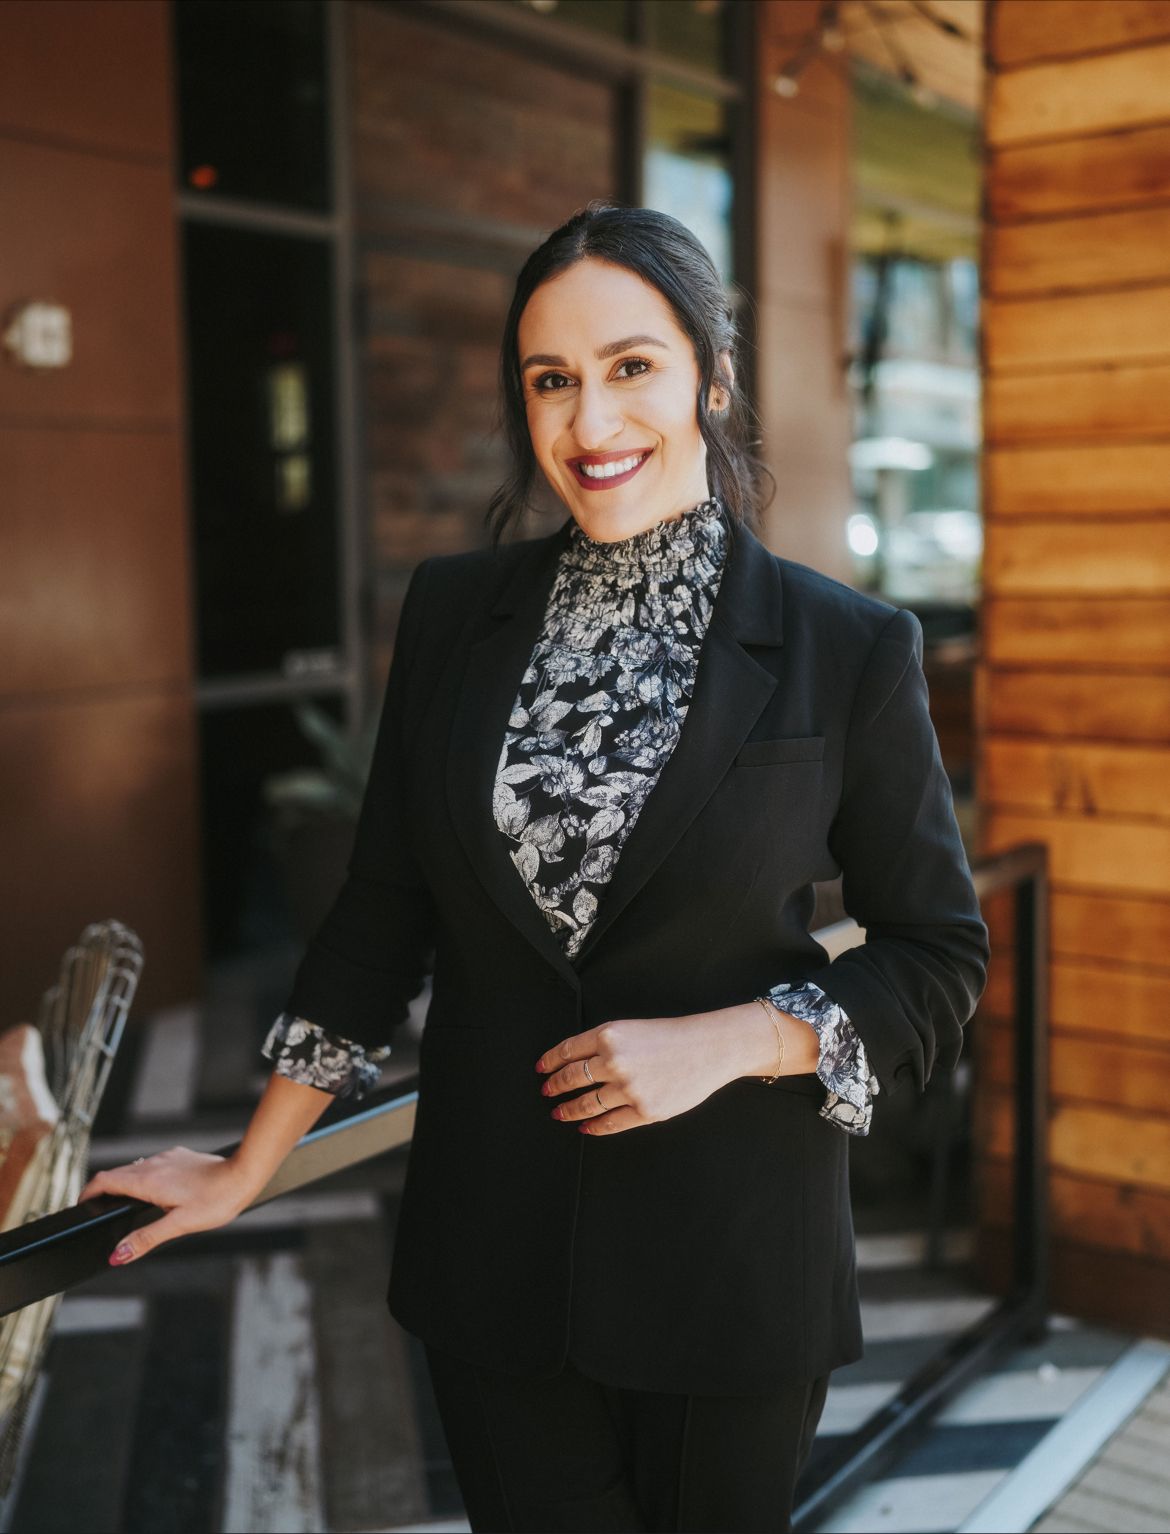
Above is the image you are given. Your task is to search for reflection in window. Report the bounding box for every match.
[507,0,628,39]
[848,251,982,605]
[175,0,331,212]
[198,695,345,957]
[645,82,733,285]
[645,0,729,72]
[847,65,981,609]
[267,362,313,513]
[183,222,341,679]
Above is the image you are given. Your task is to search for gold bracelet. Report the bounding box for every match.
[755,995,785,1084]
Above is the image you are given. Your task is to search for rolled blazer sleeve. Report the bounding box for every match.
[278,558,438,1053]
[802,607,989,1098]
[261,1011,392,1100]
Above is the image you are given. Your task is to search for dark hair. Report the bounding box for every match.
[485,201,774,549]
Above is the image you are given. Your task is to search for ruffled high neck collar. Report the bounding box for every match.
[562,496,726,580]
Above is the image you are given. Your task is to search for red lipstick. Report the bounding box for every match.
[566,448,653,492]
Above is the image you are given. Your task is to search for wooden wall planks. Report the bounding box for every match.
[980,1088,1170,1194]
[989,0,1170,68]
[983,810,1170,896]
[984,443,1170,516]
[987,39,1170,146]
[985,285,1170,372]
[986,362,1170,444]
[981,598,1170,666]
[987,206,1170,296]
[976,0,1170,1323]
[981,738,1170,816]
[979,1157,1170,1266]
[983,520,1170,594]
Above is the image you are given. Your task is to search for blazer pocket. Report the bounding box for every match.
[735,734,825,767]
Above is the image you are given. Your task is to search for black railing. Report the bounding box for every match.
[794,840,1049,1529]
[0,843,1048,1530]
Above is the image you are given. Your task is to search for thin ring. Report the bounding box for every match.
[583,1058,594,1084]
[595,1088,606,1113]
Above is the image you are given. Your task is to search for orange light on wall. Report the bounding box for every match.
[188,164,218,190]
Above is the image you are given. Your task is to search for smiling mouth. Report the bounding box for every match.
[568,450,653,489]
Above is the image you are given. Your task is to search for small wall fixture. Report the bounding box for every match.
[3,301,73,370]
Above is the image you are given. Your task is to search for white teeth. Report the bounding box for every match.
[579,453,646,480]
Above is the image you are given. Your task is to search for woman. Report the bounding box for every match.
[79,203,989,1532]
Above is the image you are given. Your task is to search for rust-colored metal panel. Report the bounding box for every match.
[0,0,172,159]
[0,0,201,1029]
[0,690,202,1024]
[0,136,181,424]
[0,428,192,696]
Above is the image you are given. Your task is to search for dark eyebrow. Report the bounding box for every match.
[520,334,670,371]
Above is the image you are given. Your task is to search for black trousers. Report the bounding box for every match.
[423,1342,830,1533]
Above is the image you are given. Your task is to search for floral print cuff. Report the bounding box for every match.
[261,1011,391,1101]
[764,981,880,1137]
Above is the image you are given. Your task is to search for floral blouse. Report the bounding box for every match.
[263,497,879,1135]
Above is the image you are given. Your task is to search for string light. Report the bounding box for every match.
[770,0,975,105]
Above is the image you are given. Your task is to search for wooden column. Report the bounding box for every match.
[979,0,1170,1335]
[755,0,854,579]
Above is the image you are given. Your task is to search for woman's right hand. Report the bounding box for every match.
[77,1147,259,1267]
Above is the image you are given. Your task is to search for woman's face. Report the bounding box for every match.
[517,257,728,542]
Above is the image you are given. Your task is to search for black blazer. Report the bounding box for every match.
[283,511,990,1394]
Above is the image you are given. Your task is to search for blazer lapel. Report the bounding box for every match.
[569,514,785,966]
[445,511,787,986]
[447,518,583,990]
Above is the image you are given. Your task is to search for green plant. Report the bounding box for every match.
[261,702,378,824]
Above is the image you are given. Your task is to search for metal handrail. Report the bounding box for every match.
[0,844,1048,1531]
[0,1085,418,1317]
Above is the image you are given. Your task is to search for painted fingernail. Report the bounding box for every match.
[551,1106,562,1120]
[535,1060,545,1072]
[110,1243,132,1265]
[578,1124,592,1134]
[540,1082,549,1095]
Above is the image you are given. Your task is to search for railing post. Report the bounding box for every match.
[1013,851,1050,1336]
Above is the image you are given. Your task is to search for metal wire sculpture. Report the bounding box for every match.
[0,919,143,1501]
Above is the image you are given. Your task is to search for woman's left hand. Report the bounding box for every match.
[536,1011,757,1136]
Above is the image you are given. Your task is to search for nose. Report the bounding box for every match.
[570,378,624,452]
